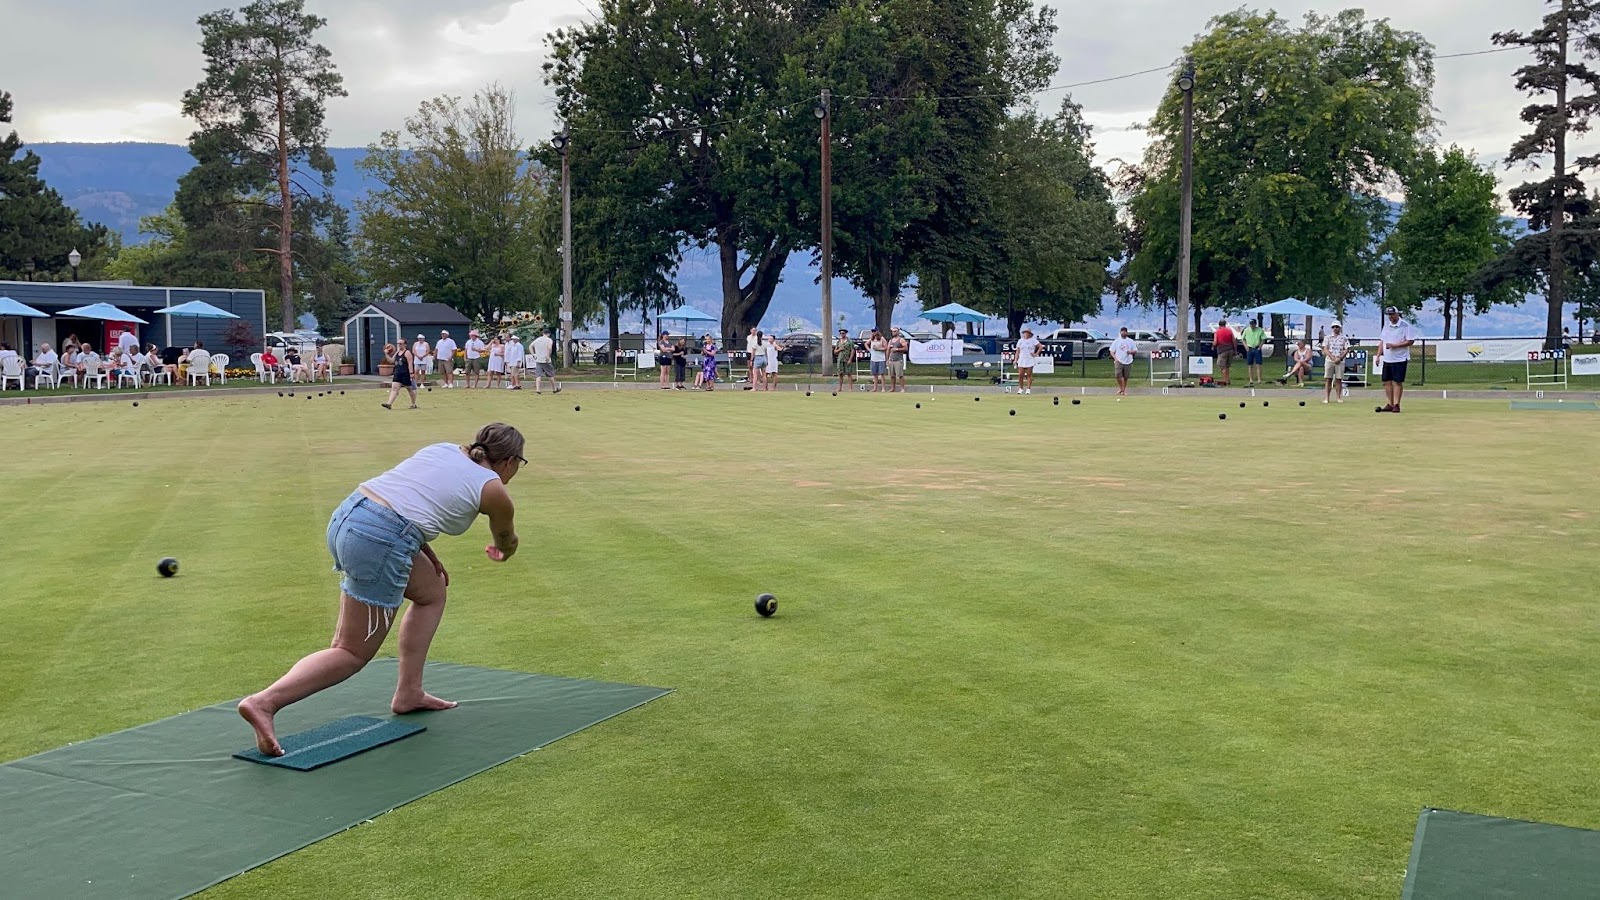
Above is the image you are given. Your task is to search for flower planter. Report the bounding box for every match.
[339,363,356,376]
[377,364,394,378]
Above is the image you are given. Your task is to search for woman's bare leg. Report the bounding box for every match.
[238,593,393,755]
[392,550,456,713]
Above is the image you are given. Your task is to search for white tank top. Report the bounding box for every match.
[361,443,499,541]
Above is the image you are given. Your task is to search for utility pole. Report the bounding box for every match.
[1176,59,1196,381]
[553,131,574,368]
[816,90,834,376]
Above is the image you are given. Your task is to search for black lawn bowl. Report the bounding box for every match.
[1072,399,1080,405]
[755,593,778,617]
[1009,409,1016,416]
[1219,413,1227,420]
[157,557,179,578]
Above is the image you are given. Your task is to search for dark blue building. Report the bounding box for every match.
[0,281,267,358]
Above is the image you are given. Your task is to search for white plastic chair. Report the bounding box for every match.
[54,364,80,389]
[187,351,212,386]
[211,354,229,384]
[253,353,275,384]
[31,364,57,388]
[0,356,23,390]
[116,366,140,388]
[145,364,172,386]
[82,359,108,389]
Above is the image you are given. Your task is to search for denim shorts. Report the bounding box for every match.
[1245,347,1263,366]
[327,491,424,609]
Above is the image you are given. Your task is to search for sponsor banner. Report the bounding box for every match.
[1436,339,1543,363]
[1000,340,1074,361]
[1572,353,1600,376]
[1188,357,1213,375]
[909,339,961,365]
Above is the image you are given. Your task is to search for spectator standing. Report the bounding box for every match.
[531,328,560,394]
[1213,319,1236,385]
[657,332,674,389]
[464,330,487,388]
[702,338,720,390]
[1014,328,1041,394]
[486,336,506,389]
[834,328,856,392]
[435,331,459,388]
[671,336,689,389]
[887,327,910,392]
[504,335,526,390]
[868,329,889,392]
[1109,327,1137,396]
[117,329,139,357]
[763,334,780,391]
[1241,319,1267,385]
[745,327,764,390]
[1320,321,1349,404]
[412,335,432,387]
[1377,306,1415,413]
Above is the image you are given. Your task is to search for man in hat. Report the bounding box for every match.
[833,328,856,393]
[435,330,458,388]
[1320,321,1349,404]
[464,329,487,388]
[411,334,432,387]
[504,333,526,390]
[1377,306,1415,413]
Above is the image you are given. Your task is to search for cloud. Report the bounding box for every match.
[34,102,189,144]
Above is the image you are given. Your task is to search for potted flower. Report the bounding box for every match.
[377,345,395,379]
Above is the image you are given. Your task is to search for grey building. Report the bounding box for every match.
[0,281,267,358]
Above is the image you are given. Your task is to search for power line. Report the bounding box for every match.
[1435,46,1521,60]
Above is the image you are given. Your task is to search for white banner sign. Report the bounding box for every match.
[1030,356,1055,374]
[909,339,961,365]
[1188,357,1213,375]
[1572,354,1600,376]
[1436,339,1544,363]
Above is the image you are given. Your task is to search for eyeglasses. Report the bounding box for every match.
[515,455,528,468]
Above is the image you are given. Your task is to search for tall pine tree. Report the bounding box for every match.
[180,0,346,330]
[1494,0,1600,347]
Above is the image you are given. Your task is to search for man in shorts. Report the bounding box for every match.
[1241,318,1266,385]
[834,328,856,392]
[435,330,458,388]
[411,334,432,387]
[531,328,560,394]
[1213,318,1236,386]
[1109,326,1137,395]
[1377,305,1414,413]
[1320,321,1349,404]
[887,326,910,392]
[464,330,487,388]
[867,329,888,392]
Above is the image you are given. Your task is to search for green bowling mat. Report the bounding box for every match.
[0,660,670,899]
[1403,808,1600,899]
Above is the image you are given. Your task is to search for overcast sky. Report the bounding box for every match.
[0,0,1548,194]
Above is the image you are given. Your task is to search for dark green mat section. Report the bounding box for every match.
[1403,808,1600,899]
[0,660,670,899]
[233,715,425,771]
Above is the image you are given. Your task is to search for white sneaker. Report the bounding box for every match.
[1322,399,1329,404]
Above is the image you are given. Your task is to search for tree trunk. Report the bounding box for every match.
[872,255,901,336]
[1455,297,1465,340]
[1441,293,1452,340]
[717,235,788,348]
[1269,313,1286,361]
[1549,2,1571,350]
[1007,309,1026,340]
[606,292,619,356]
[275,74,295,332]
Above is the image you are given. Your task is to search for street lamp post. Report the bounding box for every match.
[816,90,833,377]
[1176,59,1196,382]
[551,132,574,369]
[69,248,81,282]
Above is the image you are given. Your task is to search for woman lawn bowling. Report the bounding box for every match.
[238,423,525,757]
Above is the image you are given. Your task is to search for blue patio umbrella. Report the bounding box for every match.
[56,303,149,324]
[1243,298,1336,318]
[0,296,48,318]
[657,303,719,341]
[155,300,242,344]
[920,302,988,323]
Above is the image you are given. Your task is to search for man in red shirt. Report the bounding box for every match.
[1213,319,1236,385]
[261,347,280,379]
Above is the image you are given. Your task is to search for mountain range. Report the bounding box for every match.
[30,141,1560,338]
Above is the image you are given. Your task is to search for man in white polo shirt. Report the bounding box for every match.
[1377,305,1415,413]
[1109,326,1137,396]
[434,330,458,388]
[464,330,487,388]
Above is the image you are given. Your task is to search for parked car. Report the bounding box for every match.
[777,332,825,364]
[1040,327,1113,358]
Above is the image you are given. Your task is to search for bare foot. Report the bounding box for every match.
[392,691,458,714]
[238,695,283,756]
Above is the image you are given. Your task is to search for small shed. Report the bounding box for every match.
[343,302,473,375]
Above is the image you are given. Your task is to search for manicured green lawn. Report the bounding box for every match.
[2,390,1596,899]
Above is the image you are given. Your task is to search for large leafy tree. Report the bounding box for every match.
[544,0,823,346]
[961,99,1118,337]
[1389,146,1518,337]
[1492,0,1600,347]
[180,0,346,330]
[1123,10,1434,341]
[358,86,556,325]
[0,90,114,280]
